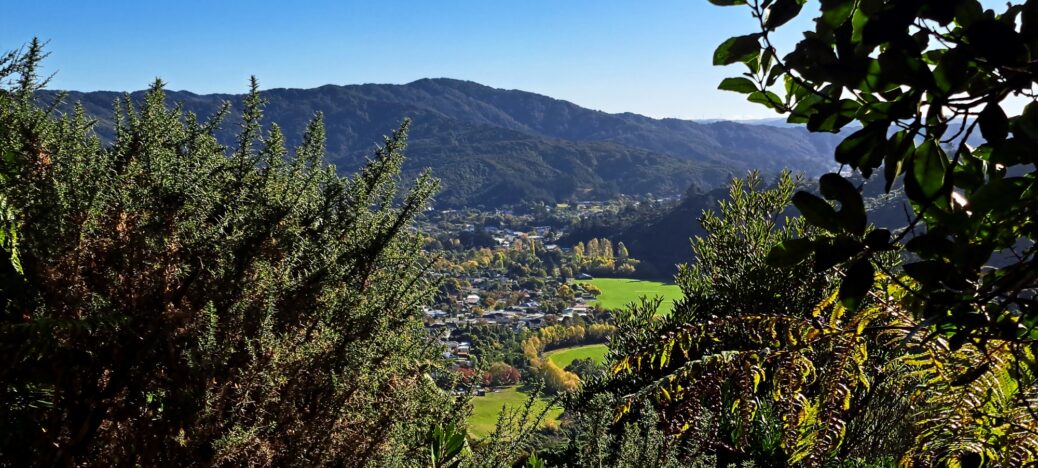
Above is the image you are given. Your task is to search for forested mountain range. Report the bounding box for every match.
[45,78,842,207]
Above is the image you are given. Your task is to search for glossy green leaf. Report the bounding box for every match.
[908,139,948,202]
[813,235,864,272]
[884,130,915,192]
[839,259,874,310]
[818,0,855,29]
[835,123,887,171]
[792,191,841,233]
[903,260,946,287]
[864,229,892,250]
[713,34,762,66]
[748,90,784,110]
[765,0,807,30]
[932,49,969,95]
[718,77,759,94]
[819,173,867,236]
[978,102,1009,145]
[954,0,984,27]
[807,99,860,133]
[766,237,815,267]
[969,177,1030,215]
[905,232,954,259]
[966,19,1029,66]
[1010,102,1038,146]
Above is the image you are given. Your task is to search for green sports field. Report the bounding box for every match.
[468,387,563,438]
[580,278,682,314]
[545,344,609,368]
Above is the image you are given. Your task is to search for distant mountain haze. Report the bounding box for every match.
[43,79,842,207]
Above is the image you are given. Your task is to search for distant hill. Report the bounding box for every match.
[564,175,916,279]
[695,117,797,127]
[44,79,842,207]
[561,186,723,278]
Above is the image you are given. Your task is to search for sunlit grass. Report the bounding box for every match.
[580,278,682,314]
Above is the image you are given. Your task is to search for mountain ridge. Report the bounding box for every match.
[42,78,842,207]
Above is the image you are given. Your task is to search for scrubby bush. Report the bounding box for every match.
[0,42,455,465]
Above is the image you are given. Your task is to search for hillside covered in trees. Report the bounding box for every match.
[41,79,842,207]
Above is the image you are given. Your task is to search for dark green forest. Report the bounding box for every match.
[3,0,1038,465]
[40,80,842,208]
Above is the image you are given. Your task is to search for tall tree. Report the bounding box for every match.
[616,242,630,262]
[587,239,600,260]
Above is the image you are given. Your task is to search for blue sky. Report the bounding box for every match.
[2,0,802,120]
[1,1,1008,120]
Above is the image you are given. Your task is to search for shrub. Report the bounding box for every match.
[0,43,453,465]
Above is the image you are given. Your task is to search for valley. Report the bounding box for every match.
[8,0,1037,464]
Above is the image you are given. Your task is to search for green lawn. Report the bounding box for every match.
[580,278,682,314]
[545,344,609,368]
[468,386,563,438]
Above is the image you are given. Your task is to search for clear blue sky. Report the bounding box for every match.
[0,1,1011,120]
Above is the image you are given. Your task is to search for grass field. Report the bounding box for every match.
[468,387,563,438]
[580,278,682,314]
[545,344,609,368]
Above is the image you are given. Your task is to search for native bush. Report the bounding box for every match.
[0,41,455,466]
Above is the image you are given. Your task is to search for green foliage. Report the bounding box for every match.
[564,357,605,380]
[0,43,455,465]
[523,452,546,468]
[900,337,1038,464]
[41,79,845,209]
[523,324,615,394]
[590,172,1038,465]
[673,171,829,327]
[713,0,1038,341]
[462,324,528,370]
[429,422,470,468]
[573,174,935,465]
[563,394,688,467]
[604,174,843,463]
[569,237,640,276]
[0,41,38,311]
